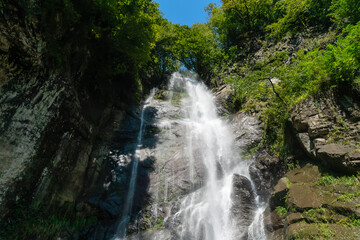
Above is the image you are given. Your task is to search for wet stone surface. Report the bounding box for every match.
[80,77,273,240]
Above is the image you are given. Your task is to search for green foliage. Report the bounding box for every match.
[207,0,274,48]
[334,192,360,202]
[316,174,359,187]
[219,20,360,155]
[266,0,332,38]
[170,23,222,85]
[339,215,360,226]
[303,208,329,223]
[292,223,335,240]
[281,22,360,101]
[275,206,288,217]
[0,204,97,240]
[329,0,360,27]
[15,0,177,103]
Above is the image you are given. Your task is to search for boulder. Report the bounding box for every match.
[287,184,323,210]
[285,164,321,183]
[231,174,257,234]
[317,144,357,173]
[270,177,290,209]
[286,213,305,225]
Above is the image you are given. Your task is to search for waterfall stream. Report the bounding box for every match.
[111,72,266,240]
[113,90,156,239]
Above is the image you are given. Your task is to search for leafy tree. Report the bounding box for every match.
[207,0,274,48]
[266,0,332,38]
[329,0,360,27]
[141,18,181,88]
[172,23,222,85]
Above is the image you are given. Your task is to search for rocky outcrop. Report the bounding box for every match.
[214,85,238,115]
[229,111,283,202]
[290,91,360,174]
[268,163,360,240]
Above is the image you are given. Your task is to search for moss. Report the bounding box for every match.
[303,208,330,223]
[315,174,360,187]
[333,192,360,202]
[338,215,360,227]
[292,223,335,240]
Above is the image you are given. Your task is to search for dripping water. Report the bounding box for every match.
[113,89,156,240]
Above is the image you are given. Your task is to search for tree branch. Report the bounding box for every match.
[259,77,287,106]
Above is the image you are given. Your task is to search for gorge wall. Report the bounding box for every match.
[1,1,360,240]
[0,1,126,228]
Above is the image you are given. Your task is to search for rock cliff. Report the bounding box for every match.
[267,89,360,239]
[0,2,117,227]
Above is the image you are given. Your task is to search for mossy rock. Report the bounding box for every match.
[287,222,360,240]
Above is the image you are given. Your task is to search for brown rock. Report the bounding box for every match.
[287,184,323,210]
[286,213,304,225]
[271,228,284,240]
[313,138,326,150]
[286,163,321,183]
[328,200,360,218]
[308,122,332,138]
[286,222,360,240]
[270,211,284,230]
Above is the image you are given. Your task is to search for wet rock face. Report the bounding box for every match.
[249,148,283,202]
[231,174,257,236]
[230,112,263,151]
[81,86,278,240]
[229,111,283,202]
[0,2,113,224]
[290,91,360,174]
[81,90,203,238]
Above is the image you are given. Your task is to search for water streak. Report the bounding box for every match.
[113,89,156,239]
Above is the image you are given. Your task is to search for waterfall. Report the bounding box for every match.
[113,89,156,240]
[111,72,266,240]
[168,72,266,240]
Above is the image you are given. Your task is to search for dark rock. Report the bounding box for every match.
[214,84,237,114]
[270,177,290,210]
[265,211,284,231]
[317,144,356,173]
[231,174,257,234]
[250,148,283,202]
[290,92,360,174]
[296,133,315,158]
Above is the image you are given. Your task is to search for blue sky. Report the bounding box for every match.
[154,0,222,26]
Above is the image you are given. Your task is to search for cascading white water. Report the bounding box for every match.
[113,89,156,240]
[112,72,267,240]
[168,72,266,240]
